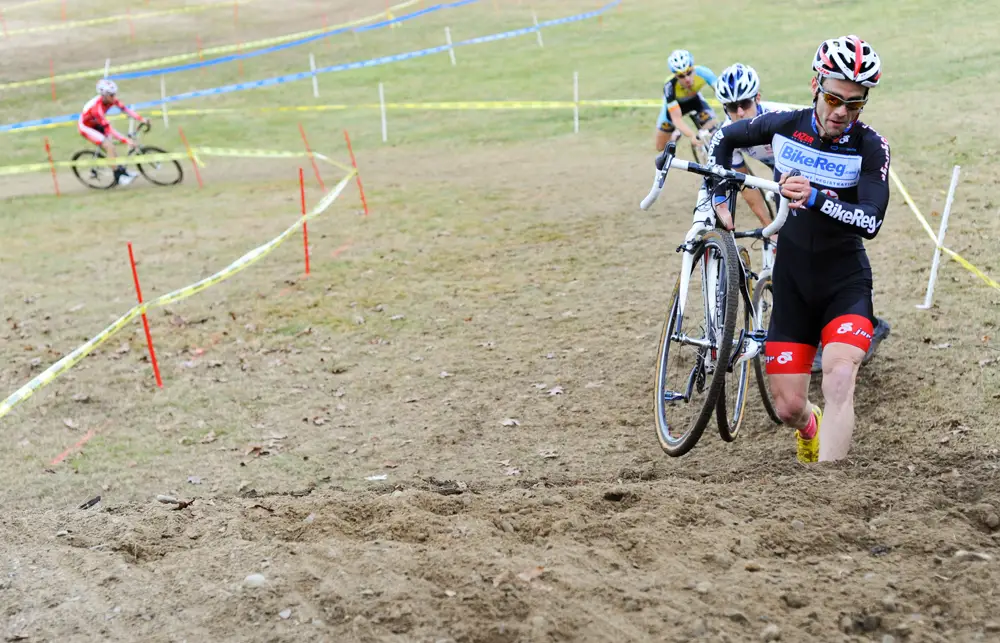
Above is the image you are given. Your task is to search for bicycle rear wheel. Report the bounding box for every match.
[752,276,782,425]
[716,245,753,441]
[654,229,740,456]
[133,145,183,186]
[71,150,117,189]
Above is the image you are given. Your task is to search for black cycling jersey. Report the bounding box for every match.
[705,108,890,253]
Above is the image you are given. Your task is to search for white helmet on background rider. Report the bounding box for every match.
[715,63,761,104]
[667,49,694,73]
[96,78,118,97]
[812,35,881,88]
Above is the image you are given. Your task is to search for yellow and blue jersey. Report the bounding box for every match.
[663,65,718,111]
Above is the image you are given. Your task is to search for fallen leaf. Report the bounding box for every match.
[200,431,217,444]
[501,418,520,427]
[547,386,563,396]
[517,566,545,583]
[63,418,79,430]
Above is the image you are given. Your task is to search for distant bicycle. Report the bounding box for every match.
[71,120,183,190]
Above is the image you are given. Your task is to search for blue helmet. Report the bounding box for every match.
[715,63,761,103]
[667,49,694,73]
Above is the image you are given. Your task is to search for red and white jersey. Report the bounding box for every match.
[78,95,141,143]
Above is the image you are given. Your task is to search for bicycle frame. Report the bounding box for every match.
[640,145,791,369]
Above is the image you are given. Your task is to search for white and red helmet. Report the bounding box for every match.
[812,35,881,88]
[96,78,118,97]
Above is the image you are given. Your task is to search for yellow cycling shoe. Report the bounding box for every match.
[795,405,822,463]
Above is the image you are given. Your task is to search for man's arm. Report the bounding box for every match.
[804,132,890,240]
[115,99,145,123]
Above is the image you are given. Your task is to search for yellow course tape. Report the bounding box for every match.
[888,167,1000,292]
[0,0,420,90]
[0,146,361,176]
[0,169,356,420]
[0,151,205,177]
[3,1,254,37]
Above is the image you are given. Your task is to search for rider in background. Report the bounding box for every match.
[713,63,892,369]
[78,79,150,186]
[712,63,777,231]
[705,35,891,463]
[655,50,719,153]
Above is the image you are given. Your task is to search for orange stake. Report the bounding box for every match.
[343,129,369,216]
[127,243,164,389]
[300,167,311,275]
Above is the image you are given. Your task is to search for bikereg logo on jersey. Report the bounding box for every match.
[772,134,862,189]
[819,200,882,235]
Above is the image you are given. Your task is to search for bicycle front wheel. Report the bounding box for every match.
[751,276,782,425]
[133,145,183,186]
[716,245,753,442]
[71,150,117,190]
[654,229,740,456]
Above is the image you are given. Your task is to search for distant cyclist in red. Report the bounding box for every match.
[78,79,149,186]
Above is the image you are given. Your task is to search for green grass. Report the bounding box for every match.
[2,0,996,178]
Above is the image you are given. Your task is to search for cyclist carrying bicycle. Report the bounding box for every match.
[705,35,890,463]
[78,79,150,186]
[655,49,720,152]
[714,62,892,369]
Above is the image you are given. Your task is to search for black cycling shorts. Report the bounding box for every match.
[764,240,875,374]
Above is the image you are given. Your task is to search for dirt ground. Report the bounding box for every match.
[3,3,1000,643]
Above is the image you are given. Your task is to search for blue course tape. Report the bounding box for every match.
[108,0,480,81]
[0,0,620,133]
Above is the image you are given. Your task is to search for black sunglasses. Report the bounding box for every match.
[724,98,756,113]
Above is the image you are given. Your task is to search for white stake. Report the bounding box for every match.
[104,58,110,78]
[379,81,387,143]
[160,75,169,127]
[445,27,456,66]
[310,53,319,98]
[533,12,543,48]
[917,165,961,310]
[573,71,579,134]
